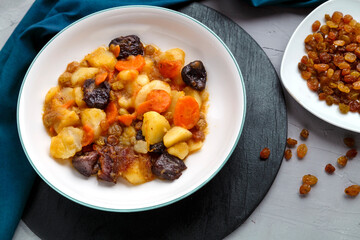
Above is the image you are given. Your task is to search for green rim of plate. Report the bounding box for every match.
[17,5,247,212]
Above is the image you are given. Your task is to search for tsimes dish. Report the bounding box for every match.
[43,34,209,185]
[17,6,245,211]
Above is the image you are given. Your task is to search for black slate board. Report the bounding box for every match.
[22,3,287,239]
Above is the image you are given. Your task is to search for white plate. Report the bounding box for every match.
[17,6,246,212]
[281,0,360,132]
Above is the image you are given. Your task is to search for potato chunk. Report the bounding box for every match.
[142,111,170,146]
[122,157,154,185]
[74,87,86,108]
[71,67,99,86]
[80,108,106,139]
[167,90,185,114]
[134,80,171,108]
[160,48,185,65]
[163,126,192,148]
[53,109,80,134]
[167,142,189,160]
[50,127,83,159]
[187,139,204,153]
[183,87,202,108]
[85,46,117,70]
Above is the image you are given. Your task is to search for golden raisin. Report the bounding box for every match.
[302,174,318,186]
[287,138,298,147]
[345,185,360,197]
[284,149,292,160]
[300,129,309,139]
[299,183,311,195]
[346,149,358,159]
[297,144,308,159]
[312,20,321,32]
[260,147,270,160]
[337,155,348,167]
[325,163,336,174]
[344,137,355,147]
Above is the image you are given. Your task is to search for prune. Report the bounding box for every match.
[83,79,110,109]
[72,151,100,177]
[136,129,145,141]
[152,152,187,180]
[149,142,166,153]
[181,60,207,91]
[109,35,144,59]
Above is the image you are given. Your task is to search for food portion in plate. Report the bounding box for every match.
[298,11,360,114]
[42,35,209,185]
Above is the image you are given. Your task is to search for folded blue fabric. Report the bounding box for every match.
[247,0,327,7]
[0,1,190,239]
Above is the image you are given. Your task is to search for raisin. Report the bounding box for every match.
[260,147,270,160]
[300,129,309,139]
[109,35,144,59]
[297,144,308,159]
[346,149,357,159]
[344,137,355,147]
[312,20,321,32]
[325,163,336,174]
[299,183,311,195]
[284,149,292,160]
[337,155,348,167]
[345,185,360,197]
[287,138,298,147]
[302,174,318,186]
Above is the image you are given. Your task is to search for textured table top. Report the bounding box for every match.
[4,0,360,239]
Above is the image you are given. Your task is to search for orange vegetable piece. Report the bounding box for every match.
[118,113,137,126]
[115,55,145,72]
[158,60,182,78]
[62,100,75,109]
[105,101,118,125]
[136,89,171,115]
[95,71,108,85]
[173,96,200,129]
[82,124,94,146]
[113,45,120,58]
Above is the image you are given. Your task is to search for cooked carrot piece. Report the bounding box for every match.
[105,101,118,125]
[118,113,137,126]
[82,124,94,146]
[95,71,108,85]
[158,60,182,78]
[115,55,145,72]
[136,89,171,115]
[62,99,75,109]
[173,96,200,129]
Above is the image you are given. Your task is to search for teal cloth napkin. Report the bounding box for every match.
[0,1,190,239]
[247,0,327,7]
